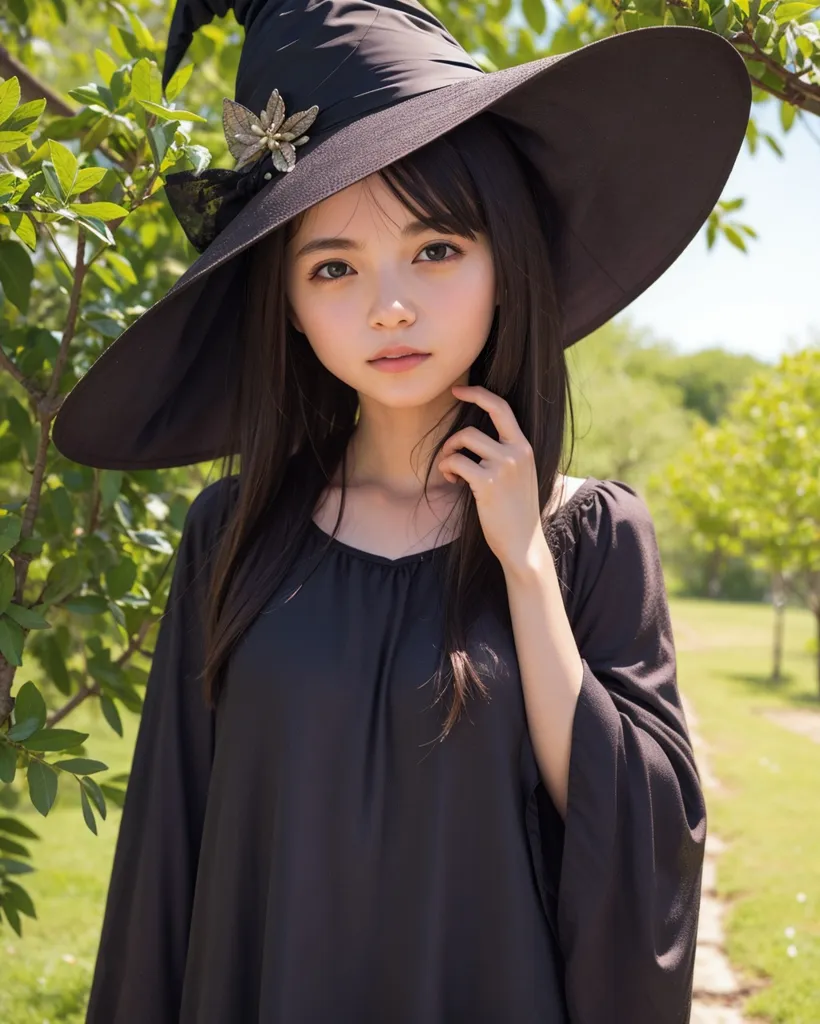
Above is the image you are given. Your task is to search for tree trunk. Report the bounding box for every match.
[706,548,722,599]
[771,568,786,683]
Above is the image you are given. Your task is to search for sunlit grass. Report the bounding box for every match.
[673,596,820,1022]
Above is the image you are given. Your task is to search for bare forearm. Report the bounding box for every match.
[502,540,584,820]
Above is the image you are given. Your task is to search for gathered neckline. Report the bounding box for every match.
[308,476,600,568]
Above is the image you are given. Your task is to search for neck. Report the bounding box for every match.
[346,387,463,498]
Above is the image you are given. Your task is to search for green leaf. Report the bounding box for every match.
[35,635,70,694]
[71,166,107,196]
[80,784,98,834]
[128,10,157,52]
[779,101,797,131]
[103,252,137,287]
[94,49,119,87]
[52,757,108,775]
[48,140,78,199]
[41,555,84,606]
[50,485,74,535]
[2,901,22,936]
[147,120,178,166]
[3,880,37,919]
[0,857,34,875]
[0,130,30,154]
[81,775,108,820]
[110,68,132,109]
[8,212,37,251]
[1,909,22,937]
[39,160,64,201]
[0,513,22,555]
[0,239,34,313]
[62,593,109,616]
[72,214,116,247]
[165,62,193,102]
[27,760,58,816]
[24,728,89,753]
[100,694,123,737]
[0,743,17,784]
[131,58,163,105]
[13,681,47,733]
[724,225,747,251]
[6,717,40,743]
[0,816,39,839]
[0,617,24,667]
[0,553,14,613]
[0,835,30,857]
[137,98,207,123]
[129,528,175,554]
[774,1,816,20]
[68,201,128,220]
[4,603,50,630]
[67,82,114,111]
[182,144,211,174]
[522,0,547,33]
[105,556,136,599]
[2,98,46,133]
[80,114,113,154]
[0,77,21,129]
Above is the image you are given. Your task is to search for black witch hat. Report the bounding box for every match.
[52,1,751,470]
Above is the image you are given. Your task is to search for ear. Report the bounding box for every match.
[287,305,304,334]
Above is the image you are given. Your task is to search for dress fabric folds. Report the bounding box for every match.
[84,475,706,1024]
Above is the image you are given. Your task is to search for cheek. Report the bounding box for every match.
[432,257,496,345]
[289,283,361,376]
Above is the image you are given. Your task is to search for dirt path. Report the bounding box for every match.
[682,693,755,1024]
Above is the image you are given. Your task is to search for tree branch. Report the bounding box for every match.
[0,346,45,401]
[0,227,89,728]
[0,44,75,118]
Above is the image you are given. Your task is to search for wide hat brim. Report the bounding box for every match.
[52,25,750,471]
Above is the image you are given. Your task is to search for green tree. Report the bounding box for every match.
[657,345,820,687]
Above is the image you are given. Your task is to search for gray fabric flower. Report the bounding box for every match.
[222,88,319,173]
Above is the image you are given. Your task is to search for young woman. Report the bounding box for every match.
[52,2,752,1022]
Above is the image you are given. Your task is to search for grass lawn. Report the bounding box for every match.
[0,699,136,1024]
[673,598,820,1023]
[1,597,818,1022]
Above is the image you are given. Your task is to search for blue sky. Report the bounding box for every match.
[617,95,819,366]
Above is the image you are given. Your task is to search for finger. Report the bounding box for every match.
[440,425,504,462]
[451,385,526,444]
[439,452,487,489]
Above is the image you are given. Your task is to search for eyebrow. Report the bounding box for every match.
[292,219,444,259]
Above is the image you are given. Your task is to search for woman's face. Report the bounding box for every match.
[285,173,497,408]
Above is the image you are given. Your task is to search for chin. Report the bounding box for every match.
[357,375,463,408]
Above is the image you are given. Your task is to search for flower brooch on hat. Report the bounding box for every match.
[223,87,320,175]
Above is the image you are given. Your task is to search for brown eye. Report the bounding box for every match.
[314,261,351,280]
[416,242,463,263]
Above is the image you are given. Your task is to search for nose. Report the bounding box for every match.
[368,278,417,330]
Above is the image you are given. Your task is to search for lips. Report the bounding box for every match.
[368,345,429,361]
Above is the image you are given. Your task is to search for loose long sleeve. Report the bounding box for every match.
[85,480,228,1022]
[529,480,706,1024]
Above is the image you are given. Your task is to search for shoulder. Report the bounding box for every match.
[181,475,240,551]
[551,478,662,594]
[574,479,658,547]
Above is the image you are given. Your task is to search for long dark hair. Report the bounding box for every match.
[202,111,577,742]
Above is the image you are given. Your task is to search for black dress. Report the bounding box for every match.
[84,475,706,1023]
